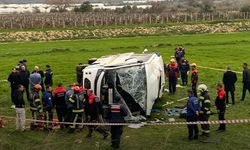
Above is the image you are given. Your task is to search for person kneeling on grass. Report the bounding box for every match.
[13,84,26,131]
[186,90,200,140]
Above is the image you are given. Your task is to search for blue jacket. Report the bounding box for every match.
[187,96,200,117]
[42,91,53,109]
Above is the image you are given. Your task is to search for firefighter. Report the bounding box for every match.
[68,86,85,133]
[64,83,76,128]
[179,58,190,86]
[191,63,198,97]
[108,96,127,149]
[166,59,179,95]
[198,84,211,137]
[215,83,226,131]
[53,83,67,129]
[29,84,43,130]
[42,85,53,131]
[186,90,200,140]
[85,89,109,139]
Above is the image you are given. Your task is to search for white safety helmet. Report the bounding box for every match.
[198,84,208,93]
[143,49,148,54]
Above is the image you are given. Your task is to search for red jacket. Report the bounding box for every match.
[88,93,96,105]
[167,63,179,78]
[217,88,225,100]
[215,88,226,110]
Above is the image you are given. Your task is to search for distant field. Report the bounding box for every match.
[0,32,250,149]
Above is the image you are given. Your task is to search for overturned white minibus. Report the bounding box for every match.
[82,52,165,116]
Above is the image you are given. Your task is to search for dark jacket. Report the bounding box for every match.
[215,88,226,110]
[187,96,200,117]
[68,92,85,113]
[243,68,250,83]
[179,59,190,73]
[108,103,127,123]
[44,69,53,86]
[13,90,25,108]
[53,87,67,108]
[199,92,211,115]
[30,91,42,112]
[19,70,30,86]
[8,72,21,89]
[42,91,53,110]
[167,63,179,78]
[191,69,198,85]
[223,71,237,91]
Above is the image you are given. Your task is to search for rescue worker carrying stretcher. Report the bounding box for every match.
[68,86,85,133]
[29,84,43,130]
[198,84,211,137]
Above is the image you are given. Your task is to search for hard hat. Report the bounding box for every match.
[170,59,176,63]
[34,66,39,71]
[143,49,148,53]
[34,84,42,91]
[72,86,80,92]
[191,63,197,67]
[198,84,208,93]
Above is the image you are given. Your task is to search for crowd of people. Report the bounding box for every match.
[164,46,250,140]
[5,48,250,147]
[7,60,127,149]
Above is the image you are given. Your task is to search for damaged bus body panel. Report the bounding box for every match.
[82,52,165,116]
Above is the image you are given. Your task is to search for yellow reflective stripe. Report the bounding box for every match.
[204,108,209,111]
[69,98,75,103]
[199,111,204,114]
[70,114,78,128]
[207,111,211,114]
[30,107,38,110]
[204,100,211,103]
[72,109,84,113]
[204,130,210,133]
[35,99,40,102]
[199,96,205,100]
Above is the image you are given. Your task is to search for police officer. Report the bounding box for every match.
[68,86,85,133]
[166,59,179,94]
[29,84,43,130]
[215,83,226,131]
[241,63,250,101]
[42,85,53,131]
[191,63,198,97]
[179,58,190,86]
[198,84,211,137]
[186,90,200,140]
[85,89,108,139]
[53,83,67,129]
[108,96,127,149]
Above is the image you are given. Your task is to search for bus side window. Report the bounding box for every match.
[84,78,91,89]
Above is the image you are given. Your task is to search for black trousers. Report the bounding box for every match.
[56,107,67,128]
[225,89,235,104]
[10,88,15,104]
[192,83,197,97]
[218,109,226,130]
[181,72,188,86]
[169,77,177,94]
[111,126,123,148]
[241,83,250,100]
[199,114,210,134]
[186,116,198,139]
[44,108,53,129]
[24,84,30,101]
[70,112,84,130]
[65,107,73,128]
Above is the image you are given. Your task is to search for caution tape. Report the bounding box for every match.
[1,115,250,126]
[198,66,242,74]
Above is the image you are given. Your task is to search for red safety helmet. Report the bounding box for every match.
[72,86,80,92]
[34,84,42,91]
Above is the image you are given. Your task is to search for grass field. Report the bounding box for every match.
[0,32,250,150]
